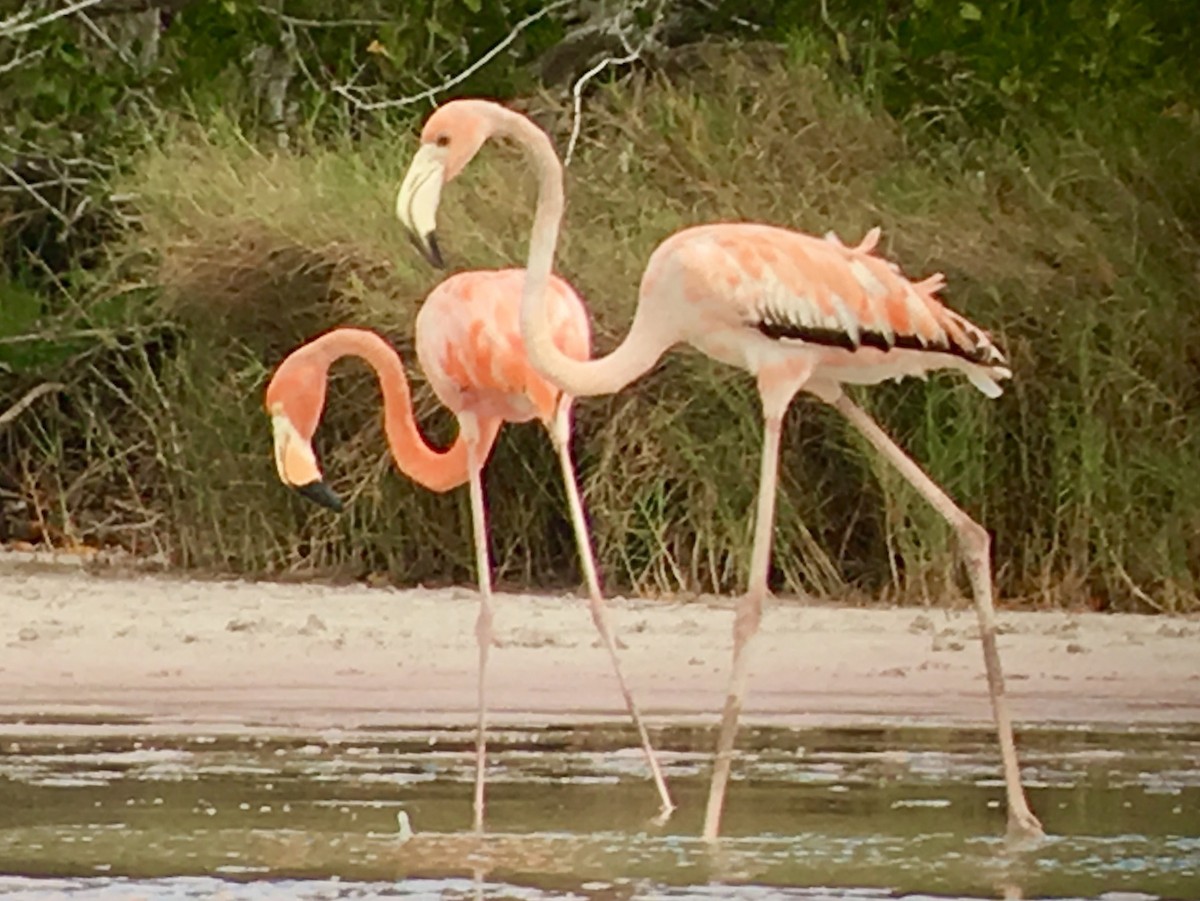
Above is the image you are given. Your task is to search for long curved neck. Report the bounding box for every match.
[308,329,470,493]
[501,110,666,398]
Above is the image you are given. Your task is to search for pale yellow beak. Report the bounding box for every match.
[270,412,342,512]
[396,143,447,268]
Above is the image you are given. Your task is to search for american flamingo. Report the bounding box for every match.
[263,268,674,830]
[394,99,1043,842]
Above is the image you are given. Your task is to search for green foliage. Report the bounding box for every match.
[769,0,1198,136]
[0,0,567,309]
[6,48,1200,612]
[3,3,1200,611]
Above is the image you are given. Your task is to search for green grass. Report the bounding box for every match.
[3,48,1199,612]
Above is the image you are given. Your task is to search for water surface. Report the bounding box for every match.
[1,719,1197,899]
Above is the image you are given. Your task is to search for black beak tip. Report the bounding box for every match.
[425,231,445,268]
[406,231,445,269]
[294,480,344,513]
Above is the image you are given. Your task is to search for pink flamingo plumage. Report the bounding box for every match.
[395,99,1043,842]
[263,268,674,831]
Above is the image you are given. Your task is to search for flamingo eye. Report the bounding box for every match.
[435,134,451,147]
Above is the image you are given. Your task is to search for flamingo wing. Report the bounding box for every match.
[735,227,1007,369]
[417,269,591,421]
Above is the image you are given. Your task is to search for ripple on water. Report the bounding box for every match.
[0,724,1195,900]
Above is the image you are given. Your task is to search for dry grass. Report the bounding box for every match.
[5,48,1200,611]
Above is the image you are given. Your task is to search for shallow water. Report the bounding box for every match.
[1,718,1198,899]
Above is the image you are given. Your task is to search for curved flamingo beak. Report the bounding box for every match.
[270,412,344,513]
[396,143,446,268]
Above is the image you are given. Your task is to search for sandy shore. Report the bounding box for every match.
[2,552,1198,734]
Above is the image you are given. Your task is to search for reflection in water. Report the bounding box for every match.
[0,722,1197,899]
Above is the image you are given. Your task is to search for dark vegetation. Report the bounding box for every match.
[2,0,1198,611]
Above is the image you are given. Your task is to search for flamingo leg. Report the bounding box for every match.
[547,399,675,821]
[831,393,1043,841]
[461,413,497,834]
[702,381,793,841]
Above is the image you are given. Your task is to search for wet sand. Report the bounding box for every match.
[2,552,1198,733]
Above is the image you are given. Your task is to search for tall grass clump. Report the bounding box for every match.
[3,46,1199,612]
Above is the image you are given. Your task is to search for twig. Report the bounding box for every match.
[0,178,89,194]
[256,6,392,29]
[0,142,116,174]
[563,47,642,167]
[1114,560,1166,613]
[694,0,761,31]
[562,0,667,167]
[0,382,64,430]
[278,20,318,95]
[0,7,32,33]
[0,46,46,74]
[0,325,157,346]
[0,0,109,39]
[0,159,71,228]
[76,8,134,65]
[333,0,574,112]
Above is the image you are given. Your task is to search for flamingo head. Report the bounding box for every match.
[396,99,501,268]
[263,356,344,513]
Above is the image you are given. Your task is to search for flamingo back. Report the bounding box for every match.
[416,268,591,423]
[642,223,1011,396]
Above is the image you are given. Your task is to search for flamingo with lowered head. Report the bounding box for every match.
[263,268,674,831]
[394,99,1043,842]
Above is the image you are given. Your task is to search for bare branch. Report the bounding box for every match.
[0,324,163,346]
[277,20,322,96]
[333,0,575,113]
[0,383,64,430]
[256,6,393,29]
[0,159,72,229]
[0,145,117,173]
[0,176,89,192]
[77,8,135,66]
[564,47,641,167]
[561,0,667,167]
[0,46,46,74]
[0,0,110,39]
[0,7,33,34]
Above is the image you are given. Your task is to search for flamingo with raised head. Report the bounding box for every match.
[394,99,1043,842]
[263,268,674,830]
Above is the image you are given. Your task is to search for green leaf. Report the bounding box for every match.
[960,2,982,21]
[462,0,482,12]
